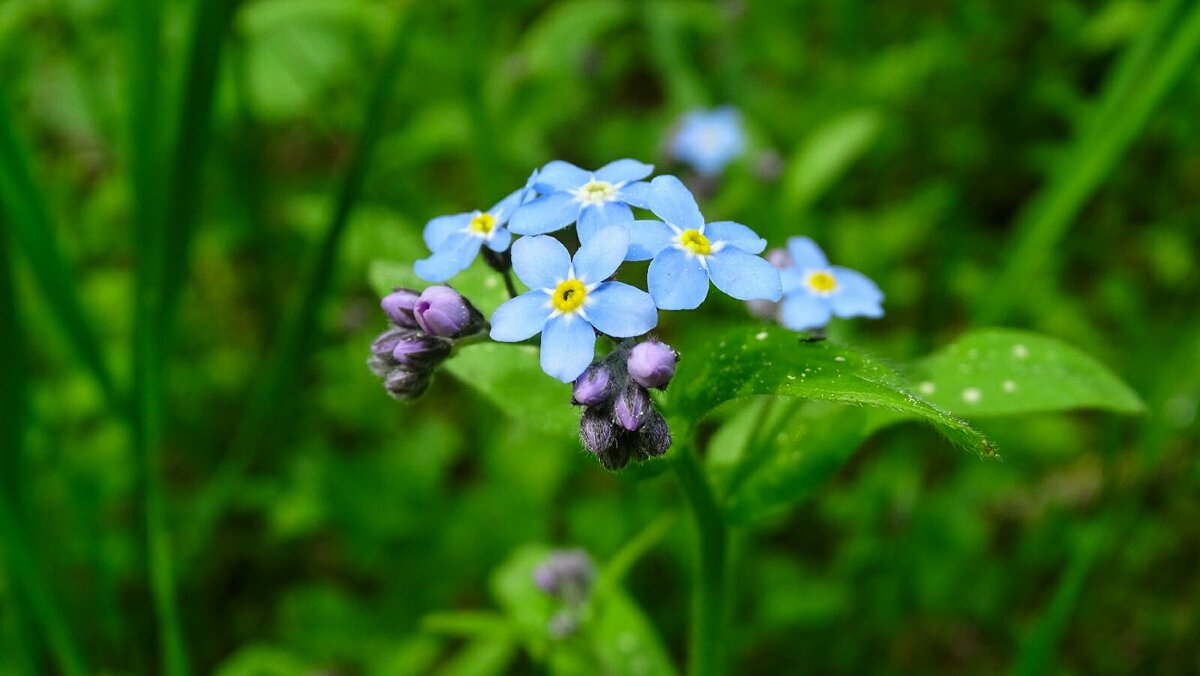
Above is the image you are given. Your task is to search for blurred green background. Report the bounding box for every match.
[1,0,1198,673]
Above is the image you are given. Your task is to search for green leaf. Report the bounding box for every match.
[666,326,994,458]
[909,329,1145,417]
[590,591,679,676]
[370,259,578,439]
[520,0,630,76]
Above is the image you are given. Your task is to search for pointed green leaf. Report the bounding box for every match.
[909,329,1145,417]
[666,326,995,458]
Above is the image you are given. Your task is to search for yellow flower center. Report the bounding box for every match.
[679,229,712,256]
[577,180,616,205]
[806,270,837,294]
[552,279,587,314]
[469,212,497,235]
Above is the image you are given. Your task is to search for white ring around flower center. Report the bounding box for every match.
[573,180,619,207]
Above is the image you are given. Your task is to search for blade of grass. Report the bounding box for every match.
[125,0,240,673]
[180,5,417,570]
[976,0,1200,323]
[0,193,88,676]
[0,84,120,410]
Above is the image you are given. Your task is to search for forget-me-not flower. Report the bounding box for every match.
[776,236,883,330]
[620,175,781,310]
[490,226,658,382]
[669,106,747,176]
[414,172,538,282]
[508,159,653,243]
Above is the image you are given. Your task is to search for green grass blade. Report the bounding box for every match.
[0,84,120,409]
[181,6,417,569]
[976,2,1200,323]
[0,192,88,676]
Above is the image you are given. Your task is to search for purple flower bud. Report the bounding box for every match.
[413,286,485,338]
[383,368,430,401]
[635,411,672,459]
[370,328,405,359]
[579,407,617,457]
[572,362,614,406]
[548,611,579,639]
[613,383,652,431]
[367,355,392,378]
[627,340,678,390]
[391,332,451,370]
[381,288,421,328]
[533,549,595,602]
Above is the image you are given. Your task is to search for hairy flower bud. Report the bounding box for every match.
[579,407,617,456]
[380,288,421,328]
[613,383,652,432]
[534,549,596,602]
[391,332,451,370]
[383,367,430,401]
[370,328,405,359]
[627,340,678,390]
[572,362,614,406]
[367,354,392,378]
[413,285,485,338]
[635,411,672,459]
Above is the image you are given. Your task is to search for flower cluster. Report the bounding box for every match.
[533,548,596,639]
[573,339,678,470]
[375,152,884,471]
[368,285,485,399]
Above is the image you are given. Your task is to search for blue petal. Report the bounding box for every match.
[577,201,633,244]
[594,158,654,184]
[787,236,829,269]
[780,294,833,331]
[508,192,580,236]
[511,235,571,290]
[648,248,709,310]
[645,175,704,231]
[485,226,511,252]
[618,181,654,209]
[830,266,884,318]
[535,160,589,192]
[572,225,628,283]
[489,185,528,225]
[626,220,675,261]
[540,314,596,382]
[423,213,471,251]
[586,281,658,337]
[779,267,808,295]
[706,221,766,254]
[490,291,553,342]
[707,248,782,301]
[414,235,481,282]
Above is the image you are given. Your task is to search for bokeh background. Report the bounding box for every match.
[1,0,1198,673]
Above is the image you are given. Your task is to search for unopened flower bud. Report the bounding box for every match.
[413,285,485,338]
[635,411,672,459]
[627,340,678,390]
[391,332,451,370]
[572,362,613,406]
[548,611,579,639]
[579,407,617,456]
[383,367,430,401]
[534,549,596,601]
[381,288,421,328]
[613,383,652,431]
[367,354,392,378]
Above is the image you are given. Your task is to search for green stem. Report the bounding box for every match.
[671,439,728,676]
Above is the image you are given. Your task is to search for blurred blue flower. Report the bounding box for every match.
[776,236,884,330]
[623,175,781,310]
[414,172,538,282]
[508,159,653,242]
[490,226,658,382]
[669,106,747,175]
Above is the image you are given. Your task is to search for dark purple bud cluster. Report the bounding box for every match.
[573,339,678,470]
[369,285,485,400]
[533,548,596,639]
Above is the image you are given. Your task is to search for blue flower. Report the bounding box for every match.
[490,226,658,382]
[669,106,747,176]
[508,159,653,243]
[620,175,781,310]
[776,237,884,330]
[414,172,538,282]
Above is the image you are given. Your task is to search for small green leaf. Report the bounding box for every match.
[781,109,883,214]
[909,329,1145,417]
[520,0,630,75]
[666,326,994,458]
[591,591,679,676]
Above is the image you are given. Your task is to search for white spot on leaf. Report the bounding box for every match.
[1002,380,1017,393]
[917,381,936,395]
[1013,344,1028,359]
[755,331,769,341]
[962,387,982,404]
